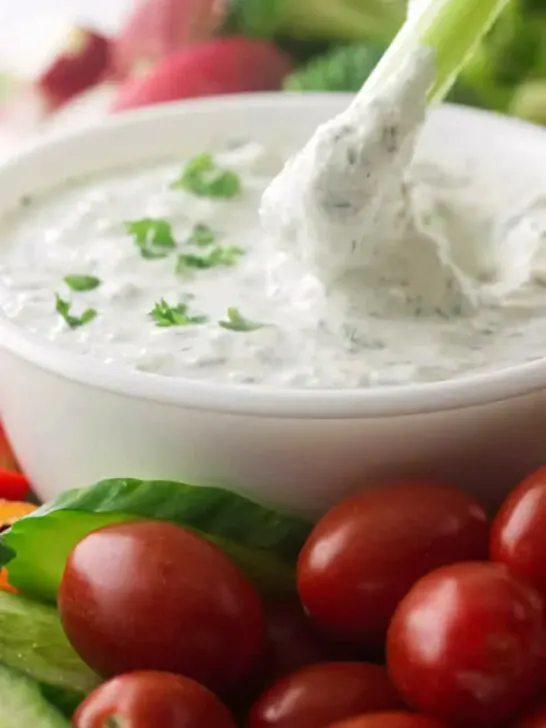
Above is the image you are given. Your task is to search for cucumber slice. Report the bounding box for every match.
[0,664,69,727]
[0,590,99,694]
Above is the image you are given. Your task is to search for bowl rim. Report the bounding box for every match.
[1,92,546,420]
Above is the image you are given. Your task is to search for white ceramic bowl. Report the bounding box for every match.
[0,94,545,516]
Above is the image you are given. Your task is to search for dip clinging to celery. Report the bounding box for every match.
[1,0,544,390]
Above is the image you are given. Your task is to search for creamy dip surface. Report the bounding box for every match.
[0,56,546,389]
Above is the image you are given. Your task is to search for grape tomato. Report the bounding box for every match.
[72,671,237,728]
[248,661,403,728]
[327,713,448,728]
[491,467,546,597]
[297,482,489,648]
[58,520,265,692]
[387,562,546,728]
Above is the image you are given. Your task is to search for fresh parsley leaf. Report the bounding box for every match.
[64,274,101,292]
[125,219,176,259]
[176,246,244,274]
[188,223,216,247]
[55,295,97,328]
[149,299,209,327]
[170,153,241,199]
[219,307,265,332]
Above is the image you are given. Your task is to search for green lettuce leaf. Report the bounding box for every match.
[1,479,313,602]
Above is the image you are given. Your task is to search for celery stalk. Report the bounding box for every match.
[364,0,512,103]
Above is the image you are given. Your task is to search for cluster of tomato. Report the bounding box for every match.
[62,468,546,728]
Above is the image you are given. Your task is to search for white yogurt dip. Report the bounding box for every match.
[0,58,545,389]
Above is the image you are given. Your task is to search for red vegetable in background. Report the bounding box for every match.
[490,467,546,598]
[111,37,294,112]
[248,662,402,728]
[38,28,112,111]
[58,520,266,692]
[387,562,546,728]
[113,0,227,79]
[0,471,29,502]
[73,671,237,728]
[0,424,20,473]
[297,482,489,650]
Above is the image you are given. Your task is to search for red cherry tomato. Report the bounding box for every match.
[327,713,447,728]
[58,521,265,692]
[512,701,546,728]
[73,671,237,728]
[387,562,546,728]
[248,661,403,728]
[491,468,546,597]
[264,601,332,681]
[297,482,489,648]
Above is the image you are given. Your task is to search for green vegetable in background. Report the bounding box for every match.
[0,479,313,603]
[284,42,484,106]
[284,43,386,92]
[0,591,98,710]
[226,0,405,43]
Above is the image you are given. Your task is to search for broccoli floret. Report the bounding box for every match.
[226,0,405,44]
[284,43,386,92]
[510,80,546,124]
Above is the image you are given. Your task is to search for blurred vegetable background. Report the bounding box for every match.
[0,0,544,149]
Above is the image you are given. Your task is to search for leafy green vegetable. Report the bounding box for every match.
[188,223,216,247]
[0,591,99,695]
[149,299,208,327]
[219,307,265,332]
[510,79,546,124]
[0,665,70,728]
[226,0,404,43]
[1,479,313,602]
[176,246,244,273]
[284,43,386,92]
[125,218,176,259]
[171,154,241,198]
[55,295,96,329]
[63,275,101,292]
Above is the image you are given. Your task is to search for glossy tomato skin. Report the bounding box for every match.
[326,713,448,728]
[491,467,546,597]
[59,521,265,692]
[387,562,546,728]
[512,701,546,728]
[247,661,403,728]
[297,482,489,648]
[73,671,237,728]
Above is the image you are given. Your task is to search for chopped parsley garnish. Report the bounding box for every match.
[125,218,176,259]
[64,274,101,292]
[55,295,97,328]
[170,153,241,199]
[176,245,244,274]
[149,299,208,327]
[188,223,216,247]
[219,307,265,332]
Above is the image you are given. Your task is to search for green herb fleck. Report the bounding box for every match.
[125,219,176,259]
[219,307,265,333]
[55,295,97,328]
[170,153,241,199]
[176,246,244,274]
[64,274,101,292]
[188,223,216,247]
[149,299,208,327]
